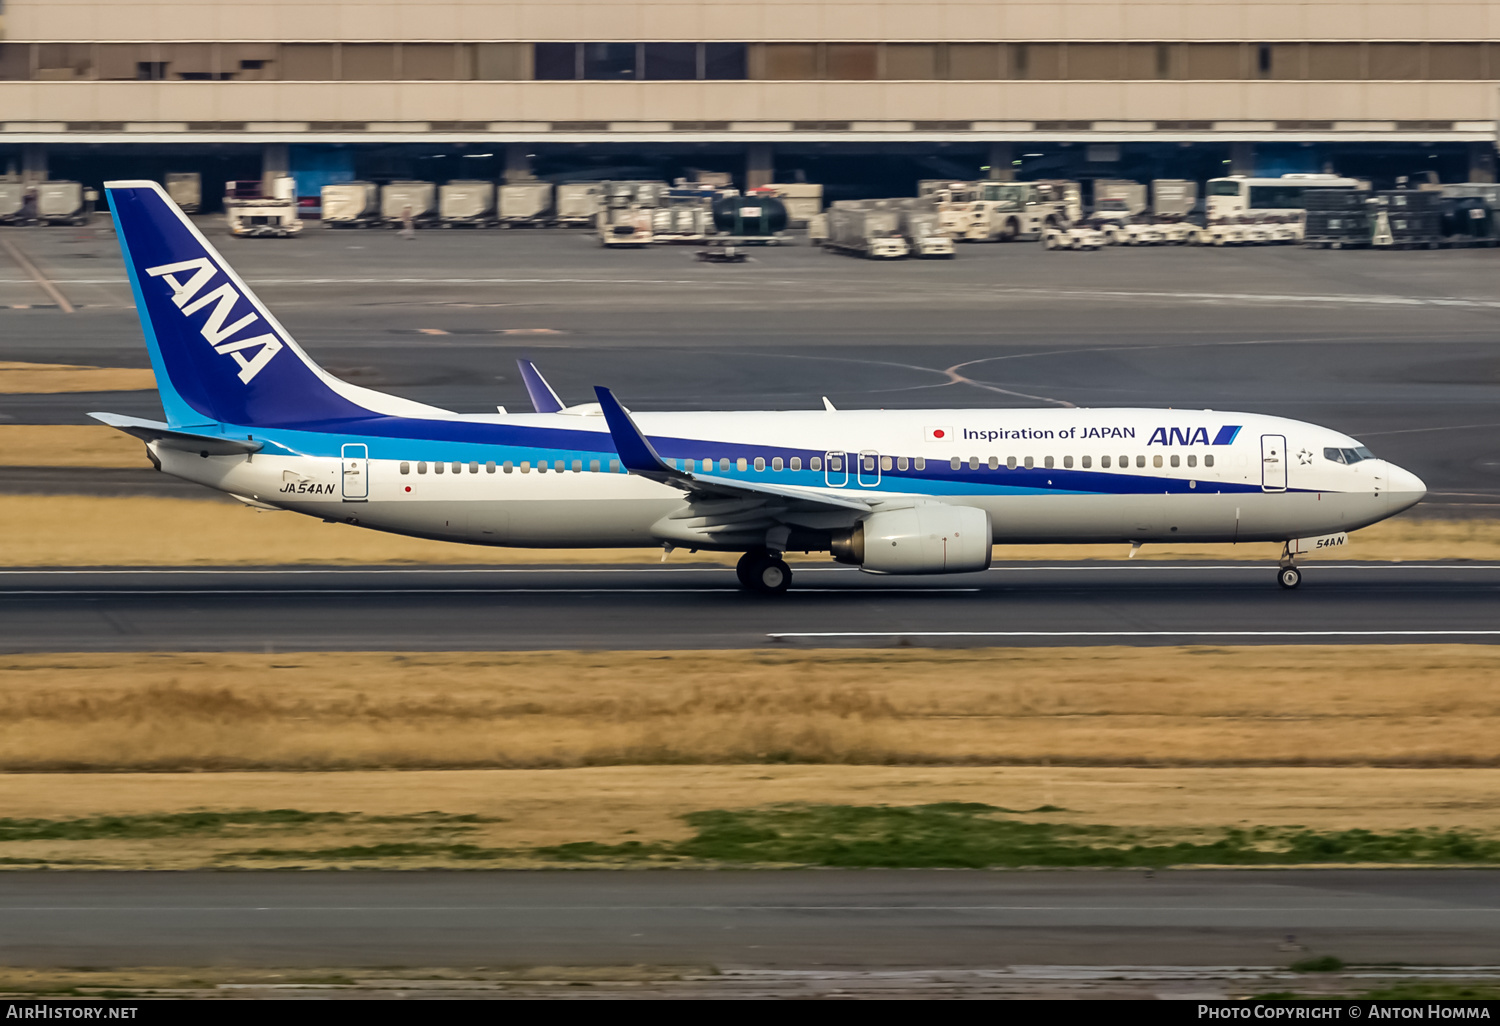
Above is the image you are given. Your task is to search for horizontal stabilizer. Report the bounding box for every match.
[89,412,263,455]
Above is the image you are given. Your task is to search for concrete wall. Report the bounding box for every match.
[6,1,1500,43]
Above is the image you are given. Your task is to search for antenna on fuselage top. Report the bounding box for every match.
[517,359,564,414]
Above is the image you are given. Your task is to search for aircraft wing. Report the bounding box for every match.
[592,386,872,513]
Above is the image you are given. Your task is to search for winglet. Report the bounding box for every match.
[593,386,674,477]
[517,359,564,414]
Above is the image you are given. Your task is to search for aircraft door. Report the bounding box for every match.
[856,450,881,487]
[1261,434,1286,493]
[341,442,369,500]
[824,451,849,487]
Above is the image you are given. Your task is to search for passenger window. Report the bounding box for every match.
[520,461,530,473]
[1153,455,1163,468]
[968,457,980,470]
[914,457,925,471]
[610,460,621,473]
[435,462,445,475]
[988,456,1000,470]
[791,457,802,471]
[754,457,766,471]
[830,456,843,471]
[1081,456,1091,468]
[571,460,581,472]
[1170,455,1179,468]
[1204,454,1215,468]
[454,462,463,473]
[863,456,876,471]
[811,456,823,471]
[1135,455,1145,468]
[417,461,427,474]
[1005,457,1016,470]
[773,457,784,471]
[486,461,496,473]
[1044,456,1054,469]
[400,461,410,474]
[503,461,514,473]
[1187,454,1197,468]
[590,459,600,472]
[1024,457,1034,470]
[737,458,748,472]
[950,457,961,470]
[537,462,546,473]
[719,458,730,471]
[880,456,891,471]
[1101,456,1111,468]
[896,456,908,471]
[1063,455,1073,469]
[555,460,565,472]
[469,461,478,474]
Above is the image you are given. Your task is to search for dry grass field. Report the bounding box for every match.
[4,646,1500,771]
[3,492,1495,565]
[0,362,155,395]
[0,426,148,469]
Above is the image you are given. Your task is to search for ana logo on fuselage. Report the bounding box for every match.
[1147,426,1243,446]
[144,257,283,383]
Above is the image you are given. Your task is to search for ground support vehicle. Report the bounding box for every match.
[1094,180,1147,216]
[806,213,829,247]
[37,181,93,225]
[164,173,201,213]
[552,183,602,227]
[824,201,909,258]
[894,198,955,258]
[1240,219,1277,245]
[320,182,380,228]
[439,180,497,227]
[0,182,26,224]
[1152,218,1197,244]
[650,187,717,244]
[1439,195,1499,247]
[695,245,746,263]
[598,206,654,247]
[225,178,302,238]
[497,182,554,227]
[758,183,823,227]
[1151,180,1198,218]
[380,181,438,228]
[1192,221,1249,246]
[1041,223,1104,250]
[704,193,788,246]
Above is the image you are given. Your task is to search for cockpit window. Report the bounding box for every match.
[1325,446,1376,465]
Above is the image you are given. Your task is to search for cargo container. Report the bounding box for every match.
[439,180,497,226]
[165,172,201,213]
[225,177,302,238]
[1440,196,1498,246]
[1151,179,1197,218]
[763,183,824,227]
[380,181,438,226]
[38,181,90,225]
[1302,188,1371,248]
[498,181,554,226]
[320,181,380,227]
[823,201,908,259]
[554,183,603,227]
[0,182,25,224]
[1371,189,1443,248]
[1093,180,1147,216]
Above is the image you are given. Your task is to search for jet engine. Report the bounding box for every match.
[830,505,992,574]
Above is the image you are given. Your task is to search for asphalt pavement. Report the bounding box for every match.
[3,563,1497,651]
[2,870,1497,968]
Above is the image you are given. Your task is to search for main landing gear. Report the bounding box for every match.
[736,547,792,595]
[1277,542,1302,590]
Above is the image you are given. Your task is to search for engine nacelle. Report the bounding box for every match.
[830,505,992,575]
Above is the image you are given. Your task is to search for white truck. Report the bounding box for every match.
[320,182,380,227]
[225,177,302,238]
[823,201,909,259]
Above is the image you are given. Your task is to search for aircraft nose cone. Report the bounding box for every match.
[1386,463,1427,511]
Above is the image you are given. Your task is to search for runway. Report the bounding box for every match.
[3,563,1498,651]
[2,869,1497,968]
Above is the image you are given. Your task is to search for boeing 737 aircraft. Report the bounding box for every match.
[94,180,1425,593]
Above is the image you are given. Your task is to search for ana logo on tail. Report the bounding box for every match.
[145,257,283,383]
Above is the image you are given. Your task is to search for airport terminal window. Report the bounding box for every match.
[400,462,410,474]
[583,43,637,80]
[1204,455,1215,468]
[534,42,578,79]
[644,43,696,80]
[703,43,748,80]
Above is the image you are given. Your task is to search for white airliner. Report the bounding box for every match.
[94,180,1425,593]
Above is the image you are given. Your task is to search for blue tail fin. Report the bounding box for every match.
[106,180,419,429]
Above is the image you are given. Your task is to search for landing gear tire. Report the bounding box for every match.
[737,549,791,595]
[1278,566,1302,590]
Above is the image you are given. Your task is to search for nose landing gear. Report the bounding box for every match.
[736,547,792,595]
[1277,543,1302,589]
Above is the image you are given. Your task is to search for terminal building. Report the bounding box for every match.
[0,0,1496,205]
